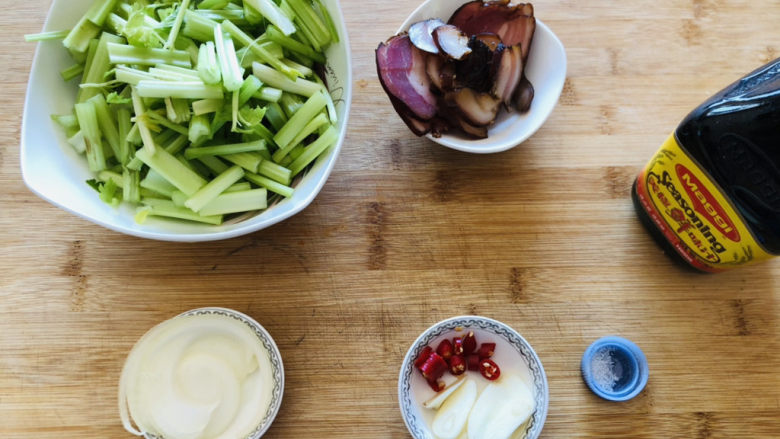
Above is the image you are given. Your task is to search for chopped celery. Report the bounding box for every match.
[197,41,221,84]
[184,139,267,159]
[25,30,69,42]
[135,80,223,99]
[273,91,327,149]
[135,146,206,196]
[252,62,321,97]
[107,43,192,68]
[184,165,244,212]
[244,0,296,36]
[213,24,244,91]
[199,188,267,215]
[289,124,337,176]
[38,0,341,225]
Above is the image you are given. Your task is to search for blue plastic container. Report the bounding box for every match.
[581,336,648,401]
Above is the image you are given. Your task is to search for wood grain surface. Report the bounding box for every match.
[2,0,779,438]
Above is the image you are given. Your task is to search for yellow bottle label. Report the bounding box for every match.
[635,134,774,272]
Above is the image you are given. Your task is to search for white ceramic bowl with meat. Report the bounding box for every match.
[376,0,566,154]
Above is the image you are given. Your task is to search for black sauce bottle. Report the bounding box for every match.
[632,58,780,272]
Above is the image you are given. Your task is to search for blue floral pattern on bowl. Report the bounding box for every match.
[398,316,548,439]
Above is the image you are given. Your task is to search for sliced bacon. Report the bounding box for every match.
[513,76,535,113]
[376,34,438,120]
[432,25,472,60]
[444,88,502,126]
[492,44,523,108]
[449,1,536,64]
[408,19,446,54]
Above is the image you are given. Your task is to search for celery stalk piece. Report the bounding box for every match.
[135,80,223,99]
[85,0,119,27]
[165,0,191,50]
[243,1,264,25]
[189,114,211,144]
[88,94,121,158]
[107,43,192,68]
[198,0,230,10]
[141,199,223,224]
[279,93,303,118]
[74,101,106,172]
[221,20,299,80]
[135,147,206,196]
[222,152,263,173]
[312,74,337,123]
[197,41,222,84]
[184,139,267,160]
[239,76,264,106]
[63,15,101,54]
[257,159,292,185]
[199,188,268,216]
[171,190,188,207]
[263,25,326,64]
[197,155,230,175]
[140,169,178,198]
[312,0,340,43]
[282,59,313,78]
[143,111,190,135]
[98,170,123,187]
[131,88,157,154]
[182,9,218,42]
[117,107,132,164]
[289,125,338,176]
[254,86,283,102]
[51,114,79,131]
[154,64,201,78]
[199,9,248,26]
[106,13,127,34]
[60,63,85,81]
[123,169,141,203]
[98,178,122,207]
[274,91,327,149]
[244,0,296,36]
[24,30,70,42]
[164,134,189,155]
[115,66,157,85]
[68,131,87,154]
[148,68,197,82]
[225,182,252,193]
[272,112,328,163]
[286,0,331,47]
[265,103,287,131]
[252,62,321,97]
[244,172,294,198]
[79,32,123,103]
[192,98,224,115]
[184,165,244,212]
[213,24,244,92]
[165,98,192,123]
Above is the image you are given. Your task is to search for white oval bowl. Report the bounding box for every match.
[21,0,352,242]
[121,307,285,439]
[398,315,549,439]
[397,0,567,154]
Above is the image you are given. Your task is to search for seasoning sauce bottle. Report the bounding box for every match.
[632,58,780,272]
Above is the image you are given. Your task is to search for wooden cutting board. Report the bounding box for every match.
[1,0,779,438]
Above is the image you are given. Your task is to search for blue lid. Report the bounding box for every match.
[581,336,648,401]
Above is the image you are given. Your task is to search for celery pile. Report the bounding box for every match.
[31,0,340,225]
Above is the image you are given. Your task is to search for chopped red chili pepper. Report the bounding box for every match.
[449,355,466,375]
[414,346,434,370]
[453,337,464,356]
[427,378,445,392]
[466,354,480,371]
[436,339,454,360]
[462,331,477,355]
[479,359,501,381]
[419,352,448,382]
[476,342,496,359]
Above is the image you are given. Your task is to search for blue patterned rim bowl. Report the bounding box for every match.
[131,308,285,439]
[398,315,549,439]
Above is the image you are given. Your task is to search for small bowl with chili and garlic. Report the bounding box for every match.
[398,316,549,439]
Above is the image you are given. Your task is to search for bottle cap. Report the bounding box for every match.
[581,336,648,401]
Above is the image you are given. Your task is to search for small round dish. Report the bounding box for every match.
[397,0,567,154]
[398,315,549,439]
[581,336,648,402]
[119,307,284,439]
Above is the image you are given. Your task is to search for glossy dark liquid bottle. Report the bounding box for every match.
[632,58,780,272]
